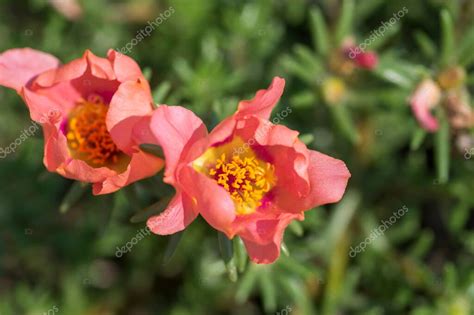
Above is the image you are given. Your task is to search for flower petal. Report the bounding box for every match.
[241,213,303,264]
[0,48,60,92]
[107,50,146,82]
[107,80,154,153]
[410,79,441,132]
[150,105,208,184]
[146,192,198,235]
[179,166,236,236]
[92,149,164,195]
[298,150,350,210]
[236,77,285,120]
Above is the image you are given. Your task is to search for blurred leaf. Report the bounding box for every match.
[281,242,290,256]
[218,232,233,263]
[153,81,172,104]
[59,182,89,213]
[259,267,277,312]
[329,104,360,144]
[414,30,436,61]
[410,128,427,151]
[367,21,400,50]
[440,9,455,66]
[309,7,329,55]
[288,220,304,236]
[435,108,450,184]
[335,0,354,44]
[281,55,317,84]
[233,237,248,273]
[129,196,172,223]
[294,44,324,73]
[163,232,183,265]
[236,265,258,303]
[458,23,474,66]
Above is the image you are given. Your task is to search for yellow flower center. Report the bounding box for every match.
[66,95,129,171]
[193,137,276,215]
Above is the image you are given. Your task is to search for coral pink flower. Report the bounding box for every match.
[0,48,164,194]
[409,79,441,132]
[147,77,351,264]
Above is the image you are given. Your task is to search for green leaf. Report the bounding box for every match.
[152,81,172,105]
[458,23,474,66]
[236,265,258,303]
[354,0,384,21]
[290,91,317,109]
[294,44,324,73]
[440,9,455,66]
[259,268,277,312]
[367,21,400,50]
[217,232,233,263]
[225,259,238,282]
[410,128,427,151]
[288,220,304,236]
[329,105,360,145]
[139,143,164,159]
[142,67,152,81]
[309,7,329,55]
[163,232,183,265]
[233,237,247,273]
[281,55,316,84]
[281,242,290,256]
[129,196,172,223]
[325,190,360,251]
[335,0,355,45]
[435,108,450,184]
[59,182,89,213]
[414,31,436,61]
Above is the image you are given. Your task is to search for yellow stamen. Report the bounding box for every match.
[66,95,129,170]
[193,138,276,215]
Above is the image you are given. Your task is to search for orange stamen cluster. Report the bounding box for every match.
[66,95,123,168]
[208,153,276,215]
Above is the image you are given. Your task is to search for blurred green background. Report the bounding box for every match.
[0,0,474,314]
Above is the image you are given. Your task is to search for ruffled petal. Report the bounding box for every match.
[84,50,115,80]
[150,105,207,184]
[92,149,164,195]
[20,87,66,123]
[241,212,303,264]
[146,192,198,235]
[107,80,154,153]
[0,48,60,92]
[236,77,285,120]
[297,150,350,210]
[107,50,146,82]
[179,166,236,236]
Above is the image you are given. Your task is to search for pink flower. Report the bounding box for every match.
[353,51,378,70]
[343,44,378,70]
[0,48,164,194]
[147,77,351,264]
[409,79,441,132]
